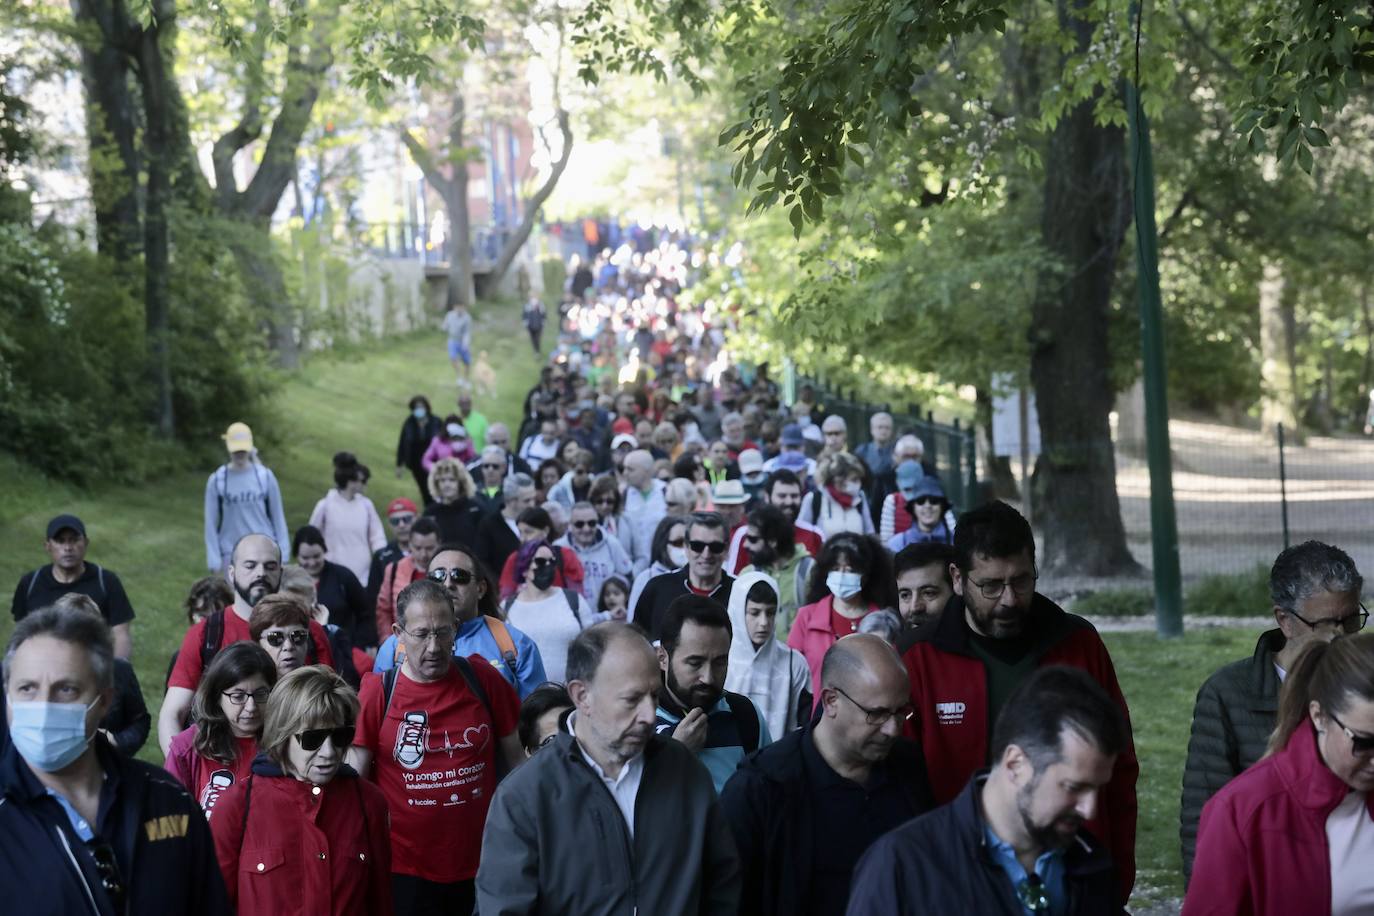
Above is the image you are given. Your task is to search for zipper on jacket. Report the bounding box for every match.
[578,756,637,913]
[54,824,102,915]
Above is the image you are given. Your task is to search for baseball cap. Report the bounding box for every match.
[780,423,804,447]
[386,497,419,517]
[46,514,87,540]
[896,460,924,497]
[611,433,638,450]
[612,417,635,435]
[223,422,254,453]
[446,423,468,439]
[712,479,748,506]
[775,451,809,472]
[737,448,764,475]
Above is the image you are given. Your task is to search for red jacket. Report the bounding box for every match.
[900,594,1139,901]
[211,758,393,916]
[497,546,585,601]
[375,557,425,643]
[1183,722,1372,916]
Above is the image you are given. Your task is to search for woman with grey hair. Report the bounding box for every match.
[797,451,876,539]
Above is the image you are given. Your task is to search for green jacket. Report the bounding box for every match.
[1179,628,1284,884]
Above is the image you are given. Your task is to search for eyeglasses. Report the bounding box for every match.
[571,520,599,529]
[967,568,1039,601]
[1017,875,1050,913]
[296,725,356,752]
[398,625,456,645]
[388,514,416,526]
[428,567,476,586]
[88,841,126,910]
[263,629,309,648]
[688,539,727,555]
[1328,709,1374,755]
[831,686,914,726]
[667,537,686,548]
[1286,603,1368,635]
[223,687,271,707]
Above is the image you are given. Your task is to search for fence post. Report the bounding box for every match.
[964,425,978,511]
[1278,423,1290,550]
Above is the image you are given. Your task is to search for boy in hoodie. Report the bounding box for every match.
[556,501,633,607]
[726,572,813,740]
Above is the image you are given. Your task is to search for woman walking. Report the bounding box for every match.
[308,453,386,588]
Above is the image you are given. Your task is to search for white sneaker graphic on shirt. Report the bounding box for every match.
[394,711,429,770]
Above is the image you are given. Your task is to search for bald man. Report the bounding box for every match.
[719,634,933,916]
[620,448,667,562]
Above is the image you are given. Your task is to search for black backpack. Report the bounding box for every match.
[381,655,508,779]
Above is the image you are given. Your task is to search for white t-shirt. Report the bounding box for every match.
[506,590,591,683]
[1327,789,1374,913]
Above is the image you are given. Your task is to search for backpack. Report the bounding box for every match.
[200,608,319,670]
[502,588,584,630]
[213,463,272,533]
[722,692,762,754]
[26,564,107,605]
[391,615,521,682]
[381,655,509,779]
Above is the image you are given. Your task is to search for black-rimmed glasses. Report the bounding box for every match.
[967,567,1039,601]
[222,687,271,707]
[1287,603,1368,636]
[831,686,914,726]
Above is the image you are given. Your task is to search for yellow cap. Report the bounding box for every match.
[223,422,254,453]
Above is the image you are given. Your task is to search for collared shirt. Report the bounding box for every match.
[568,713,645,838]
[981,823,1068,916]
[45,788,95,841]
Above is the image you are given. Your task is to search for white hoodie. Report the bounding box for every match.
[725,570,812,739]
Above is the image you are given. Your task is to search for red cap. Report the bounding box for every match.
[386,497,418,516]
[612,417,634,435]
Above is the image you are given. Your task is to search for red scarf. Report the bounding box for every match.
[826,483,856,509]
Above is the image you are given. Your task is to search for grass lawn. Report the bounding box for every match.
[1106,626,1260,908]
[0,299,539,764]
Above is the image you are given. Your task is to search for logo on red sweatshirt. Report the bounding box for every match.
[935,701,966,725]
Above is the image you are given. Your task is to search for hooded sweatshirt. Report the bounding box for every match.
[725,570,813,740]
[554,528,632,608]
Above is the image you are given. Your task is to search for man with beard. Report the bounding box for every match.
[892,542,954,631]
[899,501,1139,902]
[720,635,932,916]
[158,534,335,755]
[847,667,1128,915]
[653,595,770,793]
[726,469,822,574]
[477,623,741,914]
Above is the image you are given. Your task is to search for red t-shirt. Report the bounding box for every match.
[168,607,336,691]
[355,659,519,882]
[830,605,867,638]
[192,736,256,818]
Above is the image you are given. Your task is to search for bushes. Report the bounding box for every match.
[1068,565,1272,620]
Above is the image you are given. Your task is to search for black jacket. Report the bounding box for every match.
[0,736,229,916]
[478,512,523,579]
[396,414,442,470]
[846,773,1121,916]
[315,560,372,651]
[720,723,933,915]
[633,569,735,641]
[1179,628,1284,883]
[424,498,485,551]
[103,659,150,757]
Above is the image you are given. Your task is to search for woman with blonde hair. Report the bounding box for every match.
[796,451,875,539]
[210,665,392,916]
[1185,630,1374,915]
[422,456,483,548]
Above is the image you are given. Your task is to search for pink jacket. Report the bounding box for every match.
[786,595,876,702]
[421,435,476,471]
[1183,722,1374,916]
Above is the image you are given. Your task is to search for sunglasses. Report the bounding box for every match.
[531,557,557,569]
[910,496,942,507]
[263,629,309,648]
[689,539,727,555]
[571,520,599,529]
[89,841,126,909]
[388,514,416,526]
[295,725,356,752]
[667,537,687,548]
[1329,710,1374,754]
[428,567,476,585]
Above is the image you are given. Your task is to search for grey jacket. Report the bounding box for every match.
[477,730,741,915]
[1178,628,1283,884]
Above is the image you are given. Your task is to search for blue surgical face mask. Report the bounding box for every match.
[826,570,864,601]
[412,407,427,420]
[9,699,99,772]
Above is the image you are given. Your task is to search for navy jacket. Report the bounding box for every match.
[0,735,230,916]
[846,773,1122,916]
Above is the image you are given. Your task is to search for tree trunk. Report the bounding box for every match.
[1028,0,1139,577]
[445,93,475,309]
[1258,259,1299,437]
[975,386,1020,499]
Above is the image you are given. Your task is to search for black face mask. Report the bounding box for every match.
[532,565,557,590]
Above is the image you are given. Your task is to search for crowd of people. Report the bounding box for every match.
[4,227,1374,915]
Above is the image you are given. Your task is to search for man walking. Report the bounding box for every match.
[854,412,895,477]
[476,622,741,914]
[848,667,1128,915]
[11,514,136,660]
[374,517,441,644]
[556,501,633,607]
[721,634,932,915]
[349,579,522,916]
[633,511,735,640]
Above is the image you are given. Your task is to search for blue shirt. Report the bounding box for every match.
[46,788,95,841]
[981,823,1067,916]
[372,615,547,698]
[655,694,772,793]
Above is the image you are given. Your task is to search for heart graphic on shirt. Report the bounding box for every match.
[454,724,490,750]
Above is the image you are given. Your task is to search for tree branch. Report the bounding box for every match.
[489,107,573,284]
[210,1,271,208]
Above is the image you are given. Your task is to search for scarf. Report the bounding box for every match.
[825,483,856,509]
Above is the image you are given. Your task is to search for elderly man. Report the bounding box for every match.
[12,514,135,660]
[621,449,668,560]
[848,666,1128,915]
[469,446,509,515]
[1179,540,1365,883]
[1,604,230,914]
[477,473,537,578]
[483,423,533,478]
[854,412,896,477]
[820,415,849,457]
[556,501,633,611]
[721,634,933,915]
[349,580,522,916]
[633,511,736,641]
[868,433,930,527]
[476,623,741,914]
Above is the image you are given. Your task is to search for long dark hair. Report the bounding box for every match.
[1268,632,1374,755]
[649,514,690,569]
[805,532,895,607]
[192,642,278,765]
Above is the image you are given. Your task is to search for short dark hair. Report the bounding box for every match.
[989,666,1127,769]
[566,622,650,684]
[658,595,732,655]
[410,517,441,540]
[292,524,327,559]
[431,543,500,619]
[517,507,552,532]
[952,500,1035,573]
[686,510,726,535]
[767,468,802,494]
[894,542,955,583]
[408,394,432,413]
[396,579,453,627]
[517,683,573,753]
[747,504,795,558]
[745,579,779,607]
